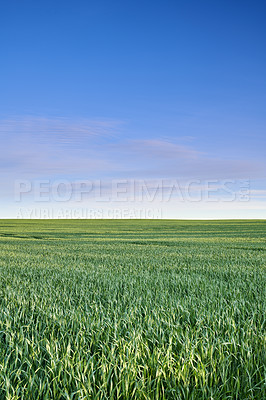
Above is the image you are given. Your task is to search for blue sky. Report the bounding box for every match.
[1,0,265,218]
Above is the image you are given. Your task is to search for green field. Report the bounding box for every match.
[0,220,265,399]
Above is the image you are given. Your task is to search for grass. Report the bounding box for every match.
[0,219,265,399]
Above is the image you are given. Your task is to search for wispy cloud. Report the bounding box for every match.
[248,189,266,198]
[0,115,122,145]
[0,115,122,178]
[111,139,264,180]
[1,114,265,219]
[125,139,201,160]
[0,115,265,192]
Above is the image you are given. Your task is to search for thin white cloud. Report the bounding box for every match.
[111,138,264,180]
[127,139,201,159]
[0,115,122,144]
[0,115,123,178]
[0,116,265,199]
[249,189,266,195]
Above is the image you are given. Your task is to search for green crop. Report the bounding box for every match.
[0,219,265,399]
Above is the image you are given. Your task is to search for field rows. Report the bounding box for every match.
[0,220,265,399]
